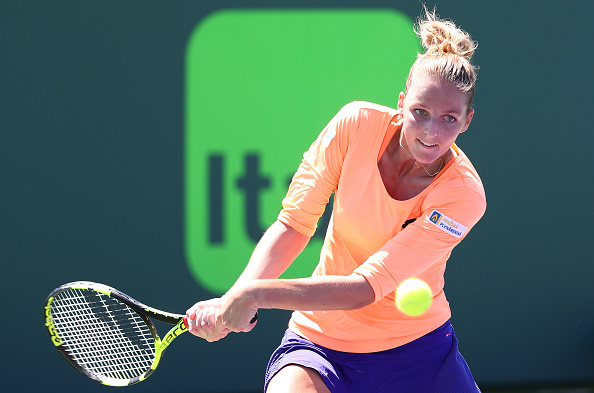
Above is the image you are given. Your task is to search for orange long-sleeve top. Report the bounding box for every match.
[277,101,486,353]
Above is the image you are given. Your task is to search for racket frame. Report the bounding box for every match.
[44,281,188,386]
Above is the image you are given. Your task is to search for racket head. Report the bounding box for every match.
[44,282,164,386]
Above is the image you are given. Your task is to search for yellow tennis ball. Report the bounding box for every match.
[395,278,433,316]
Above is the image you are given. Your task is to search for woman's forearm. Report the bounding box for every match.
[198,222,375,333]
[235,220,310,282]
[230,274,376,313]
[215,274,375,332]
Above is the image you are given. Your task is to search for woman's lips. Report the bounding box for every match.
[417,139,438,149]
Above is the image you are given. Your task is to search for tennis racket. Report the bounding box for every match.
[44,281,257,386]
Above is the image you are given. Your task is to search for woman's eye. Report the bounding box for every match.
[444,115,456,123]
[414,109,426,116]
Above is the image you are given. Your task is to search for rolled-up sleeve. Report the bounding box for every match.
[278,102,362,236]
[354,183,486,302]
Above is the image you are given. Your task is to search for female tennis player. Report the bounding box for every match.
[187,8,486,392]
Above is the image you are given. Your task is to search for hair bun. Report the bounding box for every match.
[406,7,479,109]
[417,11,477,59]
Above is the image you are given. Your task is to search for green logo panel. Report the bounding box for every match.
[185,9,419,294]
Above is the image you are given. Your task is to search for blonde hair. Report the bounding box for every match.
[406,8,478,109]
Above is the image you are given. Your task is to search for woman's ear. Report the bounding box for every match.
[397,92,405,111]
[461,108,474,133]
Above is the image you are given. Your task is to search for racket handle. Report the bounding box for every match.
[182,312,258,329]
[250,311,258,324]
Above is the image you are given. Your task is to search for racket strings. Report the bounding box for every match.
[49,288,157,381]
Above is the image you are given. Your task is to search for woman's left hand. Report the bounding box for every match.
[186,298,231,342]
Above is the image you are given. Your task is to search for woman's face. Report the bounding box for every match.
[398,75,474,165]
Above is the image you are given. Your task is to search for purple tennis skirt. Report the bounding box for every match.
[264,320,480,393]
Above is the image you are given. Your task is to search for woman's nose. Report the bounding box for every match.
[424,121,439,138]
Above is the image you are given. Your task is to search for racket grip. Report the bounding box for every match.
[182,312,257,328]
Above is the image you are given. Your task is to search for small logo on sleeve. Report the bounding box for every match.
[322,128,336,148]
[429,210,467,238]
